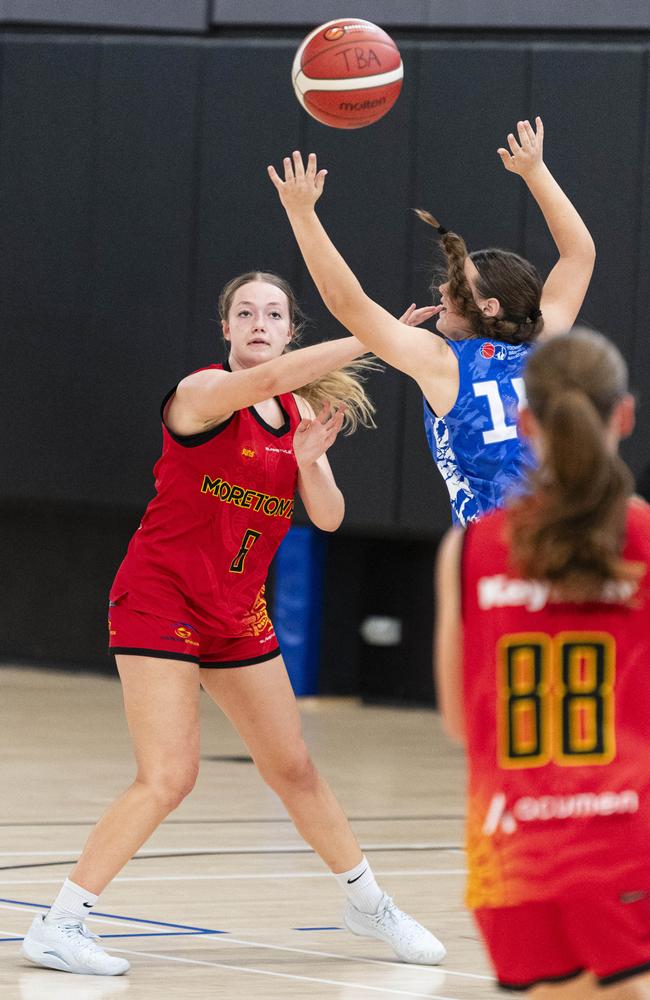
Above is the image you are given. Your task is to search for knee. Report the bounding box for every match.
[258,744,319,797]
[138,762,199,812]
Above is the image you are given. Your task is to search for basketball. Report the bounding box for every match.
[292,18,403,129]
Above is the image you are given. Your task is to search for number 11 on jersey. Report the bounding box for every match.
[473,377,526,445]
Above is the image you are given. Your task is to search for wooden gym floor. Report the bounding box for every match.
[0,665,500,999]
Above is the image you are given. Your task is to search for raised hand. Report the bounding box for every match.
[399,303,443,327]
[268,151,328,215]
[293,400,346,468]
[497,117,544,177]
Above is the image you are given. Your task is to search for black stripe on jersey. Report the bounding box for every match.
[499,967,584,991]
[223,357,294,438]
[160,386,236,448]
[109,646,200,664]
[598,959,650,987]
[201,646,281,668]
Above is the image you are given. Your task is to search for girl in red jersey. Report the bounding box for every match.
[22,271,445,976]
[435,329,650,996]
[268,119,596,526]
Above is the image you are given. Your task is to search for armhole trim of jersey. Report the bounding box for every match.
[160,386,236,448]
[248,397,291,438]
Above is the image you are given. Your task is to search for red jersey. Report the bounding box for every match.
[461,500,650,909]
[110,365,301,635]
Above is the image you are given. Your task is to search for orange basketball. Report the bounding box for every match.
[292,18,403,129]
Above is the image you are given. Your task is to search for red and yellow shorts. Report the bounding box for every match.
[107,598,280,668]
[475,887,650,991]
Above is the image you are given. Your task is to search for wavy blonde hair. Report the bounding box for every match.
[218,271,379,434]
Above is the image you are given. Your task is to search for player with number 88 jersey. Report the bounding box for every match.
[435,330,650,994]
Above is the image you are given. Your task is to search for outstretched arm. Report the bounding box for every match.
[498,117,595,338]
[170,334,366,434]
[268,152,456,404]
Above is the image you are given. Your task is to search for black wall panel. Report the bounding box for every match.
[82,38,201,507]
[631,59,650,477]
[397,42,530,535]
[527,44,648,474]
[296,43,420,530]
[0,38,98,501]
[190,41,303,370]
[1,27,649,684]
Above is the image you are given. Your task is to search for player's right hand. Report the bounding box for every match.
[268,151,327,215]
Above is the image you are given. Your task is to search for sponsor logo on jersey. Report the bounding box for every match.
[241,447,255,459]
[477,574,638,612]
[175,625,192,639]
[200,474,294,519]
[482,789,639,836]
[481,343,495,359]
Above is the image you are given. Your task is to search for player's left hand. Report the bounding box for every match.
[498,117,544,176]
[268,151,327,214]
[293,400,345,467]
[399,303,443,326]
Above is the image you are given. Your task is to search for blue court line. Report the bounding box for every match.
[0,897,226,937]
[294,926,342,931]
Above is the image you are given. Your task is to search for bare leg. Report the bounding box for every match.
[70,655,201,893]
[200,655,362,872]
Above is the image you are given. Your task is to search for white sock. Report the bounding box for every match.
[45,878,99,923]
[333,855,384,914]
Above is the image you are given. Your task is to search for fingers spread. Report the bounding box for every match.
[292,150,305,179]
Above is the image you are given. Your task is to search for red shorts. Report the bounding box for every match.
[475,888,650,991]
[108,599,280,667]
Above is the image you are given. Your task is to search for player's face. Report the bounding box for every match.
[436,258,487,340]
[223,281,293,367]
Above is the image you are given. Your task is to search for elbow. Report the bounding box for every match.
[311,495,344,532]
[322,279,366,325]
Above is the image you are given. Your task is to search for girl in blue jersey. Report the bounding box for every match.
[268,119,596,525]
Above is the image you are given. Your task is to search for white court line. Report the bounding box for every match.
[0,868,467,886]
[0,903,491,980]
[186,930,492,982]
[107,945,459,998]
[0,843,459,857]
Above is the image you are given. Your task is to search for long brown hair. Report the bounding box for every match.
[508,328,642,600]
[415,211,544,345]
[218,271,378,434]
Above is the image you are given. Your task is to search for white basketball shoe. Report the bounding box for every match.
[344,894,446,964]
[21,915,130,976]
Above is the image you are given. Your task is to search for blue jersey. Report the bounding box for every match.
[423,338,536,526]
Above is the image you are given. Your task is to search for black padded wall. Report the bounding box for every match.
[1,27,650,679]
